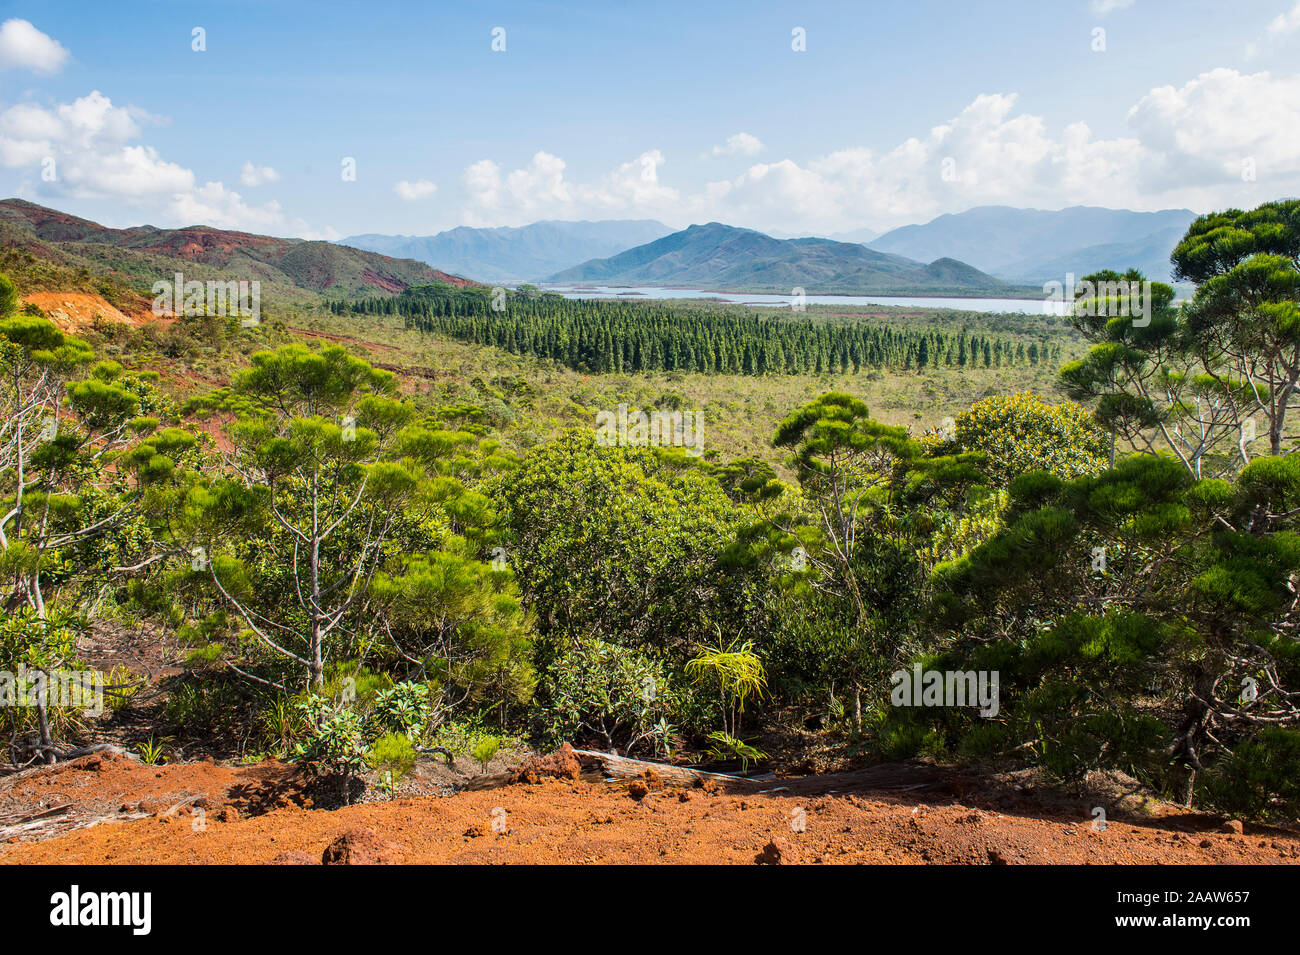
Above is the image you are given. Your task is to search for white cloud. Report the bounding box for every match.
[0,19,69,74]
[706,132,764,158]
[453,68,1300,235]
[1267,1,1300,38]
[1089,0,1134,14]
[698,92,1131,232]
[1247,2,1300,57]
[393,178,436,200]
[702,70,1300,232]
[169,181,283,230]
[460,149,677,225]
[8,63,1298,243]
[0,90,330,236]
[1127,68,1300,187]
[239,161,280,186]
[0,92,192,198]
[168,181,337,238]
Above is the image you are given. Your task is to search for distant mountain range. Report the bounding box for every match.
[866,205,1196,284]
[340,219,673,284]
[0,199,472,301]
[826,227,882,244]
[547,222,1025,296]
[344,205,1193,294]
[3,198,1198,305]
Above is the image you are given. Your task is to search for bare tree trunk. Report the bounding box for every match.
[30,572,55,764]
[309,622,323,690]
[34,670,54,765]
[309,481,324,690]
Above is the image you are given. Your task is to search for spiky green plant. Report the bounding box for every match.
[704,731,767,773]
[685,637,767,736]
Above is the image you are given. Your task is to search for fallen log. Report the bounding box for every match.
[571,749,751,789]
[571,751,953,795]
[464,750,953,796]
[60,743,139,761]
[463,771,515,791]
[0,804,70,827]
[0,809,149,843]
[460,750,749,792]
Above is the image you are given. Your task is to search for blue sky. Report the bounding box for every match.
[1,0,1298,238]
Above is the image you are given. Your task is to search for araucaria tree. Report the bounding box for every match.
[191,344,418,690]
[760,393,982,725]
[1172,200,1300,458]
[1,300,193,760]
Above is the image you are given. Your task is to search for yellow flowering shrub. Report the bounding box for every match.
[955,392,1108,485]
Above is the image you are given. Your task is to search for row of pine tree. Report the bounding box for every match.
[334,285,1061,376]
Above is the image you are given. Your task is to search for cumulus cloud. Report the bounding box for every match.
[1127,68,1300,187]
[705,71,1295,232]
[239,161,280,186]
[706,132,764,158]
[0,92,192,197]
[453,68,1299,235]
[8,63,1297,241]
[0,90,332,236]
[168,181,336,237]
[460,149,677,225]
[393,178,437,200]
[0,19,69,74]
[169,181,283,230]
[1089,0,1134,13]
[690,91,1148,232]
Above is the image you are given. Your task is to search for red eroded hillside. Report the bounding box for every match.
[129,226,287,262]
[21,291,160,330]
[0,198,479,294]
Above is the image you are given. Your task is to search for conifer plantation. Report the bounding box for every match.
[337,285,1063,376]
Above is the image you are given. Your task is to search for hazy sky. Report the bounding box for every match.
[2,0,1298,238]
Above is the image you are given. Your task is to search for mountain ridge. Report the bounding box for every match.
[0,198,475,300]
[340,219,673,284]
[867,205,1196,283]
[547,222,1029,296]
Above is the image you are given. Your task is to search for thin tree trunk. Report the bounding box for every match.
[309,479,324,690]
[34,670,54,765]
[30,573,55,764]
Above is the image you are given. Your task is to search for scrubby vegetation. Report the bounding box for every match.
[3,199,1300,823]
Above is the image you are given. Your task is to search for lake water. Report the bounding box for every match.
[542,285,1070,316]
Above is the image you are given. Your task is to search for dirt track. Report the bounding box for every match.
[2,752,1297,865]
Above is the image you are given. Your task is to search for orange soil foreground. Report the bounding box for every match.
[2,752,1299,865]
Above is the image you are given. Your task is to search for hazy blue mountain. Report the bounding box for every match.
[767,227,880,242]
[868,206,1197,283]
[826,227,881,243]
[339,219,673,284]
[547,222,1021,295]
[994,225,1193,285]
